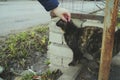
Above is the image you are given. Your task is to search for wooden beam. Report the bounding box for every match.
[98,0,119,80]
[71,13,120,22]
[71,13,104,22]
[50,12,120,23]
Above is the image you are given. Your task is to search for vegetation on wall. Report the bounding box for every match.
[117,12,120,27]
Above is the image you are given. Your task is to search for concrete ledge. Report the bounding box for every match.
[49,21,63,33]
[48,43,73,67]
[49,64,82,80]
[58,65,82,80]
[49,31,63,44]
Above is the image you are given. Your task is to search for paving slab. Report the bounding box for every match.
[58,65,81,80]
[48,43,73,68]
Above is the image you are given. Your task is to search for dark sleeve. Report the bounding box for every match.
[38,0,59,11]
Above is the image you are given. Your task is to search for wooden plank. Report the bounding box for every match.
[71,13,104,22]
[71,13,120,22]
[98,0,119,80]
[50,12,104,21]
[50,12,120,23]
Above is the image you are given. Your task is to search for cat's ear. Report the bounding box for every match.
[56,19,66,27]
[68,19,74,25]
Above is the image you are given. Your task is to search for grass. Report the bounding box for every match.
[0,24,49,79]
[21,69,62,80]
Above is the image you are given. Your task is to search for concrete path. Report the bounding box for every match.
[0,1,51,36]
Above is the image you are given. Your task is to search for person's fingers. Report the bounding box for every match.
[61,15,67,22]
[52,7,71,22]
[63,13,71,22]
[67,13,71,22]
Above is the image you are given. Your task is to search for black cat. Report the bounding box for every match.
[56,19,120,67]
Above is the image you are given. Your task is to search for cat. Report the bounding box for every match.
[56,19,120,68]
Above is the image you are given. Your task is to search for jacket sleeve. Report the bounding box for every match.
[38,0,59,11]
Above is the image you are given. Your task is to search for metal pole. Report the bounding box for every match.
[98,0,119,80]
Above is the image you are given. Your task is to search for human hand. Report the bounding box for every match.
[52,7,71,22]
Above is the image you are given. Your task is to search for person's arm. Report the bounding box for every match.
[38,0,59,11]
[38,0,71,22]
[52,7,71,22]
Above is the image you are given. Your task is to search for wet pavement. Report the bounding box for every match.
[0,1,51,36]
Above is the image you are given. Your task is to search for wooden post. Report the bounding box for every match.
[98,0,119,80]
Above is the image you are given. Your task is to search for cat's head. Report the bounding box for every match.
[56,19,77,33]
[56,19,68,32]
